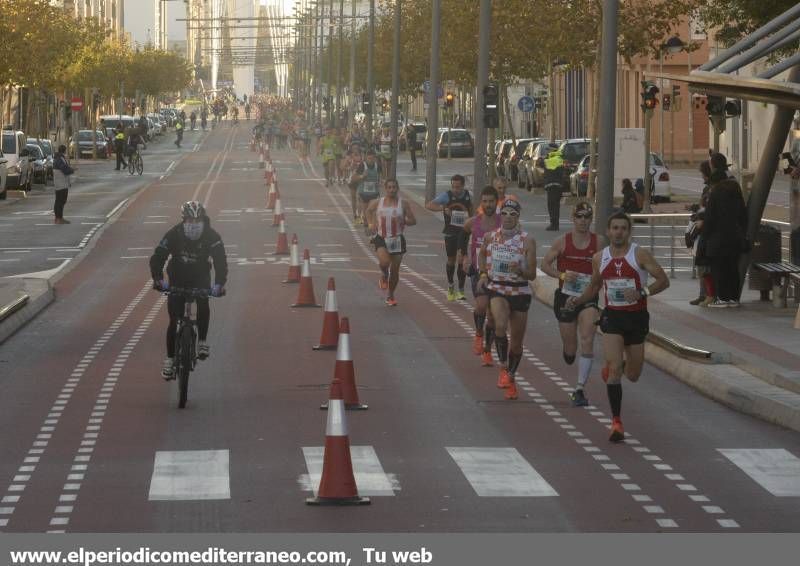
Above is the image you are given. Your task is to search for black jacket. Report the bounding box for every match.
[149,221,228,288]
[704,182,747,258]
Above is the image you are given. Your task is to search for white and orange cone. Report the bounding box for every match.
[274,218,290,255]
[291,249,320,308]
[283,234,301,283]
[305,376,370,506]
[266,181,277,210]
[313,278,340,351]
[272,197,284,227]
[321,318,367,410]
[264,161,274,184]
[250,138,256,152]
[258,147,265,169]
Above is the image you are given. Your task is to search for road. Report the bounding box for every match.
[1,125,799,533]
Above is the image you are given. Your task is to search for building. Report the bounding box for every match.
[59,0,126,39]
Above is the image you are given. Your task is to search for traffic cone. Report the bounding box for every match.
[250,138,255,151]
[305,377,370,506]
[313,278,339,351]
[274,219,290,255]
[321,318,367,410]
[258,147,265,169]
[291,249,320,308]
[272,197,283,226]
[264,161,274,183]
[266,181,277,210]
[283,234,301,283]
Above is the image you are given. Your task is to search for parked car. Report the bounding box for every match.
[569,154,595,197]
[69,129,109,159]
[556,138,592,191]
[25,144,48,184]
[518,138,547,189]
[494,139,514,178]
[400,123,427,152]
[1,128,33,191]
[0,147,7,200]
[437,129,474,158]
[147,114,163,136]
[100,114,136,133]
[27,138,54,181]
[529,140,562,187]
[650,152,672,196]
[507,137,538,182]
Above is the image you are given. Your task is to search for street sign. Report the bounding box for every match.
[518,96,534,113]
[71,98,83,111]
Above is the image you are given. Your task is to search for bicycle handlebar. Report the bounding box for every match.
[157,286,226,298]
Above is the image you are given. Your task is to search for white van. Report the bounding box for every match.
[1,129,33,191]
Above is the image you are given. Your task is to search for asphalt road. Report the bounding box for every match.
[1,125,799,533]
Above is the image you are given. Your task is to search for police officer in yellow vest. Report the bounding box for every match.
[174,119,184,148]
[544,147,565,231]
[114,124,127,171]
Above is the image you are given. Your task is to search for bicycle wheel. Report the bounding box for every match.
[136,155,144,176]
[177,326,194,409]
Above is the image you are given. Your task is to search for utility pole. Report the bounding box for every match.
[473,0,490,191]
[349,0,356,129]
[425,0,441,202]
[595,0,619,233]
[389,0,401,178]
[327,0,335,127]
[316,0,324,126]
[337,0,344,125]
[643,107,654,212]
[367,0,375,140]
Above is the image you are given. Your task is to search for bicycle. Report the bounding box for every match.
[160,286,222,408]
[128,147,143,176]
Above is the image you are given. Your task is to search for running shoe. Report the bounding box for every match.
[707,299,731,308]
[161,357,175,381]
[447,286,456,301]
[354,217,363,225]
[481,351,494,367]
[198,340,210,360]
[385,297,398,307]
[570,388,589,407]
[378,276,389,290]
[455,290,466,301]
[609,417,625,442]
[497,368,512,389]
[472,334,483,355]
[504,382,518,400]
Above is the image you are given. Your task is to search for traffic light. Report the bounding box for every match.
[662,94,671,111]
[445,92,454,108]
[724,99,742,118]
[706,95,725,117]
[483,82,499,129]
[640,81,659,111]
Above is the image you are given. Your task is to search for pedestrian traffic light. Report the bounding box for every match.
[640,81,659,111]
[662,94,671,111]
[724,99,742,118]
[483,82,499,129]
[445,92,454,108]
[707,95,725,116]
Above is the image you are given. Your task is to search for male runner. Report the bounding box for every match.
[425,174,474,301]
[366,178,417,306]
[461,186,500,366]
[567,211,669,441]
[540,202,599,407]
[351,150,382,225]
[319,127,339,187]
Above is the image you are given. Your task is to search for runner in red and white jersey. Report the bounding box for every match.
[568,211,669,441]
[541,202,600,407]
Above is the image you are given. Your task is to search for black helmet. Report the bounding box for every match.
[181,201,206,220]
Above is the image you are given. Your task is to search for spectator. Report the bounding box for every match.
[52,144,74,224]
[620,178,642,214]
[703,178,747,308]
[709,152,733,187]
[688,160,715,306]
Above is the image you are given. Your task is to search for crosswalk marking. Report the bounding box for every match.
[718,448,800,496]
[148,450,230,501]
[446,447,558,497]
[301,446,395,496]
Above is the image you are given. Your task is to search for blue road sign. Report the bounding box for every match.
[518,96,534,113]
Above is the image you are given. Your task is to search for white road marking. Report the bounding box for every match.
[301,445,394,496]
[446,447,557,497]
[718,448,800,496]
[148,450,231,501]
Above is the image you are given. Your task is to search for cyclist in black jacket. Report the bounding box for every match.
[150,201,228,380]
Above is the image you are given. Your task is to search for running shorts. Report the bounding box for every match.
[489,290,532,313]
[599,308,650,345]
[553,289,599,323]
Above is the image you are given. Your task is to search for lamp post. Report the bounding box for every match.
[659,36,683,198]
[549,57,568,141]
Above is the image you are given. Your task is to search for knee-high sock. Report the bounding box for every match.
[457,266,467,290]
[495,335,508,365]
[483,324,495,353]
[577,354,594,388]
[473,312,486,335]
[446,263,455,284]
[607,383,622,418]
[508,350,522,378]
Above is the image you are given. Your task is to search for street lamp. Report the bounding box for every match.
[550,57,568,141]
[658,36,684,176]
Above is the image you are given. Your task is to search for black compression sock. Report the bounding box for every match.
[607,383,623,418]
[563,351,576,365]
[495,335,509,364]
[484,326,495,353]
[473,312,486,334]
[508,351,522,376]
[446,263,455,285]
[457,266,467,289]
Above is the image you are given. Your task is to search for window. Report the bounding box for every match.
[690,15,707,40]
[2,134,15,155]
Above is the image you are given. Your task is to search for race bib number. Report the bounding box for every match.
[606,278,637,306]
[362,181,378,194]
[380,144,391,155]
[449,210,467,227]
[491,247,515,275]
[385,236,402,253]
[562,273,592,297]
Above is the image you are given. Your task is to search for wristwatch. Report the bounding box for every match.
[639,287,650,298]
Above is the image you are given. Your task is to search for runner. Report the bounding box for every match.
[567,211,669,441]
[540,202,600,407]
[366,178,417,306]
[425,174,474,301]
[461,186,501,366]
[319,127,338,187]
[351,149,382,225]
[476,199,537,400]
[378,125,392,179]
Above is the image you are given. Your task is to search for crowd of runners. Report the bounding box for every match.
[249,98,671,444]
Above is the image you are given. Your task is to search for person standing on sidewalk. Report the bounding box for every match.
[704,177,748,308]
[405,123,418,172]
[174,119,184,148]
[567,211,670,441]
[52,144,73,225]
[540,202,600,407]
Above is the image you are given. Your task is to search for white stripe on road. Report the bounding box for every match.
[446,447,558,497]
[718,448,800,496]
[301,446,395,496]
[106,198,129,219]
[148,450,231,501]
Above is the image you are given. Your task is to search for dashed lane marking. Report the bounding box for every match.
[148,450,231,501]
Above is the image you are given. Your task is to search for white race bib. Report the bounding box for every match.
[380,143,391,155]
[449,210,467,227]
[385,235,403,253]
[361,181,378,194]
[606,278,637,306]
[492,247,516,275]
[562,273,592,297]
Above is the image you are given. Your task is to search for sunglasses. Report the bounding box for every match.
[574,213,593,219]
[500,210,519,217]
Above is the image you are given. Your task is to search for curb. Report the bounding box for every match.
[0,279,55,345]
[532,274,800,434]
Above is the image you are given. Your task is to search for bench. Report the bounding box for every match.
[753,262,800,308]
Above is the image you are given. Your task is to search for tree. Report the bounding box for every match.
[696,0,800,51]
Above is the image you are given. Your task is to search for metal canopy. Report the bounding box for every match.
[653,70,800,109]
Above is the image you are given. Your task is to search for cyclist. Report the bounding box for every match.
[319,127,339,187]
[126,129,144,166]
[150,202,229,380]
[231,105,239,125]
[190,111,197,131]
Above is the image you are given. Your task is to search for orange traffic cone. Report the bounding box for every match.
[283,234,301,283]
[274,219,290,255]
[321,318,367,410]
[266,181,277,210]
[305,377,370,506]
[264,161,274,184]
[313,278,340,350]
[291,249,320,308]
[272,197,283,227]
